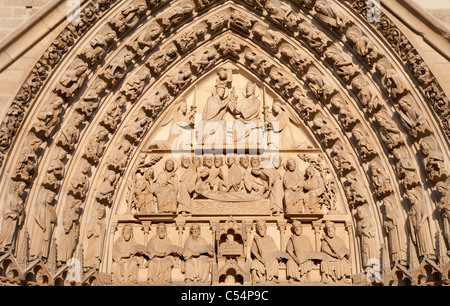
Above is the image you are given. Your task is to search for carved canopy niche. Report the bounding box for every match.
[0,0,448,286]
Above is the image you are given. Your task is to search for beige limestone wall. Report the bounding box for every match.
[381,1,450,102]
[411,0,450,30]
[0,0,76,121]
[0,0,54,41]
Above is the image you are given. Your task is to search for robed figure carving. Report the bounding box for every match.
[320,221,351,283]
[112,225,146,283]
[178,157,201,214]
[154,99,193,150]
[286,220,314,282]
[147,223,181,283]
[0,182,26,251]
[182,224,214,283]
[201,83,230,147]
[283,158,305,213]
[30,191,57,260]
[85,205,106,270]
[250,220,286,283]
[229,82,262,146]
[268,100,303,150]
[154,159,179,214]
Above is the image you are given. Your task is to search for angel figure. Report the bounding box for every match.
[151,99,193,150]
[268,100,304,150]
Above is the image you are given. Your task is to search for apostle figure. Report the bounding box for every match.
[30,190,57,260]
[210,155,226,192]
[383,196,407,266]
[58,198,82,264]
[229,82,262,146]
[178,157,201,214]
[250,220,281,283]
[436,180,450,246]
[303,167,325,213]
[253,155,284,215]
[356,205,378,272]
[182,224,214,283]
[154,159,179,213]
[225,155,243,192]
[243,156,266,195]
[201,83,229,146]
[85,205,106,270]
[283,158,305,213]
[286,220,314,282]
[320,221,351,283]
[0,181,26,251]
[315,0,347,32]
[197,155,214,194]
[268,100,302,150]
[112,225,144,283]
[155,99,193,150]
[130,168,155,214]
[407,189,435,259]
[147,223,178,283]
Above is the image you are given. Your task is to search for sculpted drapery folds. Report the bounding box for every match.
[0,182,26,251]
[30,190,57,260]
[283,158,305,214]
[407,189,435,259]
[112,225,145,284]
[382,196,407,266]
[286,220,314,282]
[302,166,325,213]
[85,205,106,270]
[356,205,378,272]
[251,220,282,283]
[14,136,42,183]
[178,157,201,214]
[58,198,82,264]
[182,224,214,283]
[436,180,450,247]
[154,159,179,214]
[147,223,178,283]
[201,83,229,146]
[320,221,351,284]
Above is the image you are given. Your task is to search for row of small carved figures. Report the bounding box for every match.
[111,220,352,284]
[126,154,329,214]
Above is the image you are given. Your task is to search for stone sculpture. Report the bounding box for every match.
[250,220,284,283]
[0,182,26,251]
[112,224,145,283]
[182,224,214,283]
[320,221,351,283]
[286,220,314,282]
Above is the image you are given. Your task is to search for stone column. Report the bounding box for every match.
[141,221,152,245]
[106,222,118,273]
[245,222,253,259]
[277,220,287,251]
[345,220,357,273]
[312,221,322,252]
[176,221,185,248]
